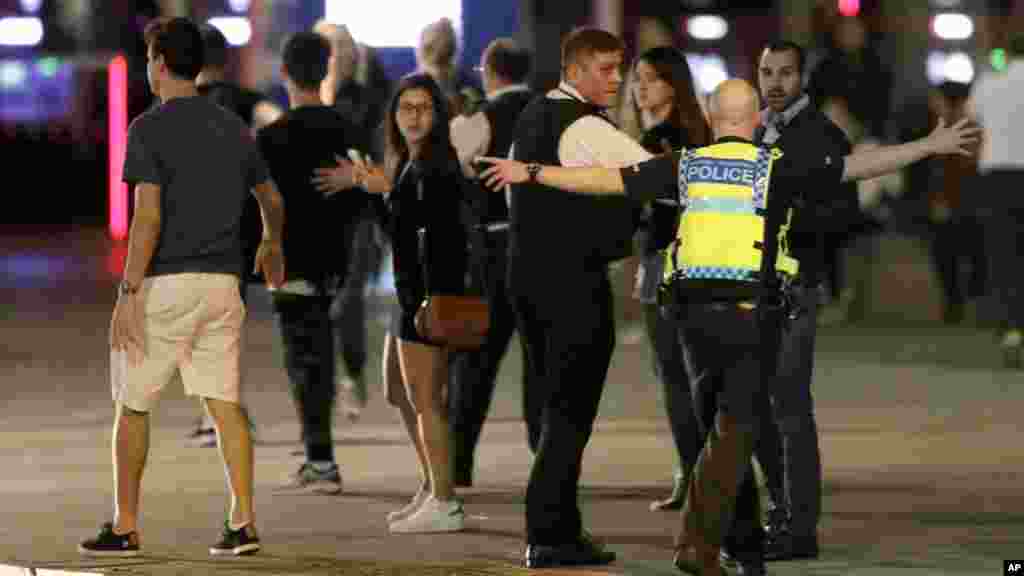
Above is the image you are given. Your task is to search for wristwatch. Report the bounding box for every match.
[526,163,542,182]
[118,280,139,296]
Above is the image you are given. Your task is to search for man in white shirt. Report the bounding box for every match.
[509,27,652,570]
[967,33,1024,367]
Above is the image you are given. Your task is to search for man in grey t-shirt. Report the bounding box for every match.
[78,17,285,558]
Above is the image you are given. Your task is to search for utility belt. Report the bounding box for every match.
[657,273,801,327]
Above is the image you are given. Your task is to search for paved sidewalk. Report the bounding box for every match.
[0,229,1022,575]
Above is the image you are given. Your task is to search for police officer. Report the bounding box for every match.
[478,78,979,575]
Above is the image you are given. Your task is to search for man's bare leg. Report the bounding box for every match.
[113,403,150,534]
[205,397,255,528]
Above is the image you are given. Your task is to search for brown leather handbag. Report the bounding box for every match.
[415,294,489,350]
[414,221,490,350]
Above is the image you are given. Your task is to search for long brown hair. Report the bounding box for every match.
[633,47,711,147]
[382,73,457,180]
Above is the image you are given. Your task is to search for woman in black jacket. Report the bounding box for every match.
[354,73,469,533]
[627,46,710,511]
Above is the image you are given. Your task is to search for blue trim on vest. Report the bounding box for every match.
[682,266,759,281]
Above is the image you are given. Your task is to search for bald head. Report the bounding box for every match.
[707,79,761,140]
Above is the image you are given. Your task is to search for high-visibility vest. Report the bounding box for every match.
[663,141,799,289]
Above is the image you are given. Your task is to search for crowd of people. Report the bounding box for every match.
[72,9,1013,576]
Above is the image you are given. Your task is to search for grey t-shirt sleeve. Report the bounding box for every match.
[122,119,161,186]
[243,130,270,188]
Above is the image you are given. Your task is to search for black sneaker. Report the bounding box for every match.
[210,522,260,556]
[78,522,140,557]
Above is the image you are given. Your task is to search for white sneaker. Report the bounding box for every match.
[387,496,464,534]
[386,486,430,523]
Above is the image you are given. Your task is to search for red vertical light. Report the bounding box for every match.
[108,54,128,241]
[838,0,860,17]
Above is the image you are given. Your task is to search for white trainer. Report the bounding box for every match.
[386,485,430,523]
[388,496,464,534]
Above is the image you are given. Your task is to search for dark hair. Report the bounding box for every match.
[761,40,805,76]
[635,46,711,147]
[282,32,331,90]
[485,39,531,84]
[561,27,623,70]
[144,17,204,81]
[199,23,228,69]
[384,73,456,180]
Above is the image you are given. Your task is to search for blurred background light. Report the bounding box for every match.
[324,0,462,47]
[0,17,44,47]
[685,53,729,94]
[990,48,1007,72]
[227,0,251,13]
[207,16,252,46]
[931,12,973,40]
[686,15,728,41]
[18,0,44,14]
[838,0,861,17]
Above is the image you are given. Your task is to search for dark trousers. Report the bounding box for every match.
[644,303,701,473]
[980,172,1024,330]
[678,305,774,563]
[517,270,615,545]
[449,230,535,481]
[274,293,336,463]
[931,216,986,322]
[753,285,821,540]
[329,218,382,380]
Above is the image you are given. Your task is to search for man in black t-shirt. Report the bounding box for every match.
[257,31,366,494]
[477,78,978,575]
[184,23,284,448]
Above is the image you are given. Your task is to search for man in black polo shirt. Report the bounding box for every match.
[257,32,365,494]
[747,40,856,562]
[478,78,978,575]
[448,37,535,487]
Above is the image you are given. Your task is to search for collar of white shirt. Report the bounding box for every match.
[486,83,530,102]
[551,82,588,103]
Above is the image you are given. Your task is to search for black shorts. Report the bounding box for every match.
[390,300,441,347]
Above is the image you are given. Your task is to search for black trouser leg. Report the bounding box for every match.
[772,287,822,541]
[524,272,615,546]
[753,392,784,508]
[645,303,701,473]
[678,308,770,564]
[449,239,518,484]
[275,294,336,463]
[329,218,377,380]
[514,291,547,455]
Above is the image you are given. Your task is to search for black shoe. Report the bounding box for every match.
[719,548,766,575]
[210,522,261,556]
[78,522,140,557]
[523,533,615,569]
[650,472,686,511]
[763,530,818,562]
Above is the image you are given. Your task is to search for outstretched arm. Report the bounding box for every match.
[842,117,980,182]
[476,157,626,196]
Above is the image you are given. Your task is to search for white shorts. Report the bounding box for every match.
[111,273,245,412]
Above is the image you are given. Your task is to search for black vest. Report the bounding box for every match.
[508,95,636,285]
[478,89,533,224]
